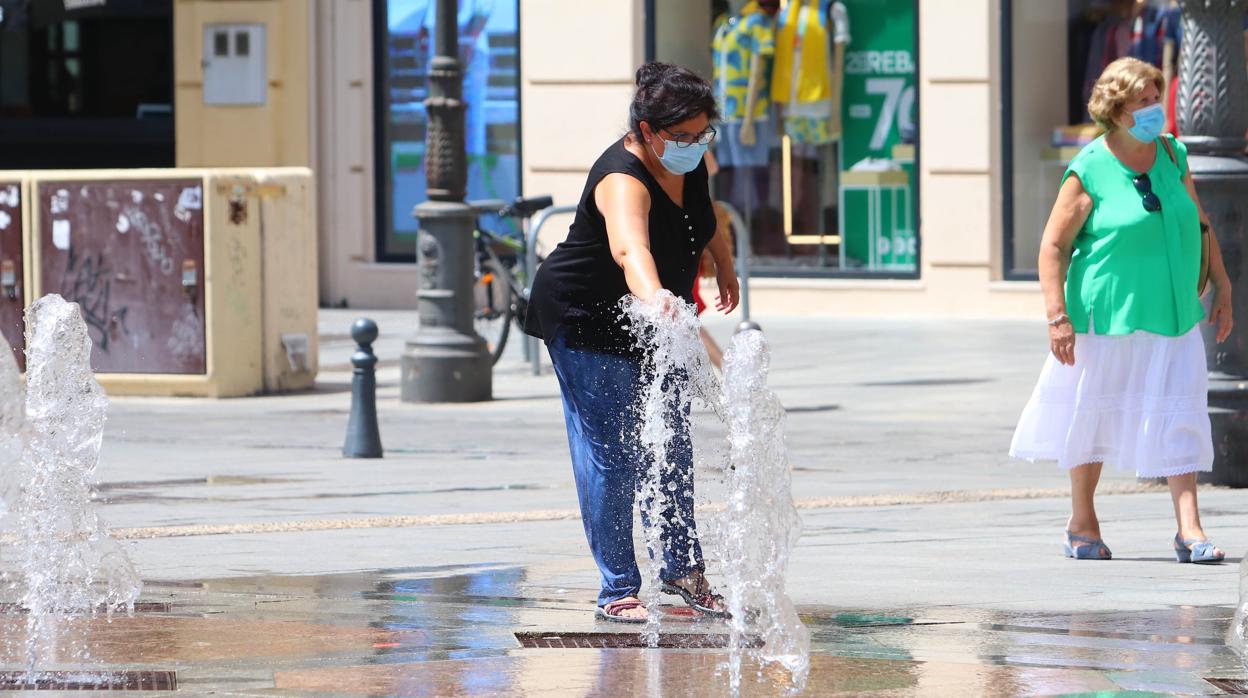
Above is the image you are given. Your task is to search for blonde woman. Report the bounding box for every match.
[1011,57,1235,563]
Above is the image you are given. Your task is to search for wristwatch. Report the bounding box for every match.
[1047,313,1070,327]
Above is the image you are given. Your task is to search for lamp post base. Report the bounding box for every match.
[400,329,492,403]
[399,200,493,403]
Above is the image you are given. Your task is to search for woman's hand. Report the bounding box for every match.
[1210,281,1234,343]
[715,267,740,313]
[1049,318,1076,366]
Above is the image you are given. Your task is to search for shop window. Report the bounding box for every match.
[1002,0,1188,278]
[0,0,173,168]
[700,0,919,277]
[375,0,521,262]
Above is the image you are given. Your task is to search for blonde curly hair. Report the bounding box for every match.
[1088,57,1165,132]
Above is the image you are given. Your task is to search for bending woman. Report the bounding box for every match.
[524,62,740,622]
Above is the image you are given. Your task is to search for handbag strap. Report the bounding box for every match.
[1159,135,1180,175]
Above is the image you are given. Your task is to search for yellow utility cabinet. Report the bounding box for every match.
[19,167,316,397]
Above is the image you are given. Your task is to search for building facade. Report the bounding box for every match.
[8,1,1218,319]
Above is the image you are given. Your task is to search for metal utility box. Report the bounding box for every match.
[203,23,267,106]
[28,168,317,397]
[37,177,208,375]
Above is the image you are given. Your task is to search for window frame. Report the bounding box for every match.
[999,0,1039,282]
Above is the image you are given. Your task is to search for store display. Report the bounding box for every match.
[712,0,781,253]
[706,0,917,274]
[771,0,848,146]
[839,0,916,270]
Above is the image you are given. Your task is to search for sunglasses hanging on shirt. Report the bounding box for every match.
[1132,173,1162,212]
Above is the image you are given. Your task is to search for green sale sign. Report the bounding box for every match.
[838,0,917,271]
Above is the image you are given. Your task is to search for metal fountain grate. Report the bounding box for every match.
[515,632,762,649]
[1207,678,1248,694]
[0,671,177,691]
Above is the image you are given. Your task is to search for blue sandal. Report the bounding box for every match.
[1174,534,1225,564]
[1064,530,1112,560]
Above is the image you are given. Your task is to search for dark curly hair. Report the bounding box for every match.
[629,62,719,141]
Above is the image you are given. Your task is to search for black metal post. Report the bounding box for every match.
[400,0,492,403]
[344,318,383,458]
[1178,0,1248,485]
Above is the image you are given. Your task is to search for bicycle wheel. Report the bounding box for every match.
[474,257,513,365]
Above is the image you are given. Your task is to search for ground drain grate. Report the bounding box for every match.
[0,602,172,614]
[1207,678,1248,694]
[515,632,762,649]
[0,671,177,691]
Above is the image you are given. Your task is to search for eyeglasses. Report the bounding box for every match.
[661,126,717,148]
[1133,173,1162,212]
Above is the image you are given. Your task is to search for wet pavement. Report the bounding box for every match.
[2,565,1244,696]
[1,312,1246,695]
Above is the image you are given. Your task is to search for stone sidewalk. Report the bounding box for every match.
[39,308,1248,695]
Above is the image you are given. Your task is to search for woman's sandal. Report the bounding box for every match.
[660,575,730,619]
[595,597,648,623]
[1064,530,1112,560]
[1174,533,1225,564]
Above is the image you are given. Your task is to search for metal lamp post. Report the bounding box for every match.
[1179,1,1248,484]
[400,0,492,403]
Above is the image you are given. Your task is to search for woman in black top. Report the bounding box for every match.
[524,62,739,622]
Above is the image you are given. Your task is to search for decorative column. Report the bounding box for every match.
[400,0,492,403]
[1178,0,1248,484]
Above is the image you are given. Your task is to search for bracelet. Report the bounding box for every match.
[1047,313,1070,327]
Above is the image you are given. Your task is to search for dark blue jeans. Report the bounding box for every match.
[547,331,704,607]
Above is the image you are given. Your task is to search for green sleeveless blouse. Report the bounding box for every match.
[1061,134,1205,337]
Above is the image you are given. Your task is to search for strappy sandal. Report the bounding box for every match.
[660,574,730,618]
[1174,533,1225,564]
[595,597,648,623]
[1064,529,1112,560]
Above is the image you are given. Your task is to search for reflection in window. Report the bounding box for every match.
[376,0,521,261]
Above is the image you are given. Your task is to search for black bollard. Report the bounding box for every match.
[344,318,383,458]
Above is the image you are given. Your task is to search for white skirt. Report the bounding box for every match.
[1009,326,1213,478]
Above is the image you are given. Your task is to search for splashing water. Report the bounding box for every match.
[620,291,808,692]
[718,329,809,692]
[0,295,141,677]
[1231,556,1248,657]
[620,291,722,646]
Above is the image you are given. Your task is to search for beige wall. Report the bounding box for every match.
[174,0,314,168]
[520,0,646,217]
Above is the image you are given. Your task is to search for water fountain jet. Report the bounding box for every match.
[0,295,141,680]
[622,293,808,693]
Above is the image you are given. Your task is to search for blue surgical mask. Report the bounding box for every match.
[649,138,707,175]
[1127,103,1165,143]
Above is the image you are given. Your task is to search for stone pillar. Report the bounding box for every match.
[1178,0,1248,485]
[400,0,492,403]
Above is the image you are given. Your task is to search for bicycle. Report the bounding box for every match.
[470,195,553,365]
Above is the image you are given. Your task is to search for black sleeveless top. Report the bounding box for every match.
[524,137,717,355]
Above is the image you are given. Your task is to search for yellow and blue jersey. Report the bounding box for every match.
[711,2,777,123]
